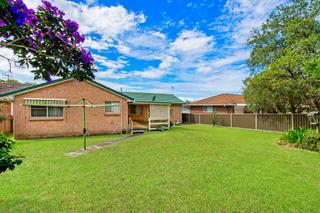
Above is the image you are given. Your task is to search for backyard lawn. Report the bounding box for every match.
[0,125,319,212]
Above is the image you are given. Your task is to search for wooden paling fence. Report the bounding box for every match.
[182,113,317,132]
[0,116,13,133]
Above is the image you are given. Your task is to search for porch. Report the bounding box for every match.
[128,104,170,132]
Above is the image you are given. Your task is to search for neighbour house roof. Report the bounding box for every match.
[189,94,245,106]
[0,78,134,100]
[0,82,31,94]
[123,92,184,104]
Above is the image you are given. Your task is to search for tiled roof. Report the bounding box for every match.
[123,92,184,104]
[0,82,30,94]
[189,94,245,106]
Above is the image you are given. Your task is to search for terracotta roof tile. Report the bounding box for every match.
[189,94,245,105]
[0,82,30,94]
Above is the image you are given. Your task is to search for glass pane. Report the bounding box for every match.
[105,102,112,112]
[31,106,47,117]
[136,106,142,114]
[105,102,120,113]
[48,107,63,117]
[129,105,135,114]
[129,105,142,114]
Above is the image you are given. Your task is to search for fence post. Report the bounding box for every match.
[230,113,233,128]
[255,113,258,130]
[291,114,294,130]
[198,114,201,124]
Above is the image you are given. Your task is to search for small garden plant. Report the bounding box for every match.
[0,132,22,173]
[279,128,320,152]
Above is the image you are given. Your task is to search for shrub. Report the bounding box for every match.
[280,128,310,145]
[0,132,22,174]
[300,134,320,152]
[211,112,218,126]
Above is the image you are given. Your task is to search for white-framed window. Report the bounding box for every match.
[129,105,143,115]
[105,101,120,113]
[31,106,63,118]
[203,106,213,112]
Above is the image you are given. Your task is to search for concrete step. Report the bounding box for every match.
[132,129,145,134]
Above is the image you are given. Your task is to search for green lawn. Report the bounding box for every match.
[0,125,319,212]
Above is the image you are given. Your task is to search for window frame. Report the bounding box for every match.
[129,105,143,115]
[30,105,64,119]
[105,101,120,114]
[203,106,213,112]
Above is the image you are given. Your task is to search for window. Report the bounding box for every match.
[170,109,173,116]
[203,106,213,112]
[31,106,63,118]
[129,105,143,115]
[105,101,120,113]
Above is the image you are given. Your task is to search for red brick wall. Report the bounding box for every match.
[170,104,182,124]
[190,106,203,114]
[190,106,234,114]
[13,79,129,139]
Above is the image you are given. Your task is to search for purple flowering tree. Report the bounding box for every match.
[0,0,96,174]
[0,0,95,82]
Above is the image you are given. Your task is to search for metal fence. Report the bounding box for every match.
[182,113,317,132]
[0,116,13,133]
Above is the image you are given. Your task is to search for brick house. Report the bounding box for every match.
[187,94,246,114]
[0,82,30,117]
[0,78,184,139]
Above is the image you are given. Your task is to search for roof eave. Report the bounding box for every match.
[131,101,184,105]
[187,104,246,106]
[0,78,73,98]
[0,78,134,101]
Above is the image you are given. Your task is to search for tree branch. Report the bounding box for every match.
[0,55,12,73]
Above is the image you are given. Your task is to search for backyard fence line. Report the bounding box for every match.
[0,116,13,133]
[182,113,318,132]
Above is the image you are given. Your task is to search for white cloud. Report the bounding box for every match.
[95,70,128,79]
[47,1,146,41]
[132,67,167,79]
[25,0,146,44]
[209,50,250,69]
[83,37,111,50]
[93,54,127,70]
[96,80,140,91]
[116,30,169,61]
[24,0,42,9]
[221,0,286,44]
[86,0,96,5]
[170,30,214,56]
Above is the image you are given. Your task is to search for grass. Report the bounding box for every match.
[0,125,319,212]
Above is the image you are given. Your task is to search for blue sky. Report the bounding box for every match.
[1,0,286,101]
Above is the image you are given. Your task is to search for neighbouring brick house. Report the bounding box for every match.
[0,82,31,133]
[187,94,246,114]
[0,78,184,139]
[0,82,30,117]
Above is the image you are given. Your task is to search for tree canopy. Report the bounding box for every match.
[0,0,96,82]
[244,0,320,113]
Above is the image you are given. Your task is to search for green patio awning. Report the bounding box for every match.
[24,98,66,106]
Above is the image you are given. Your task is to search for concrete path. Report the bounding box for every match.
[65,134,138,157]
